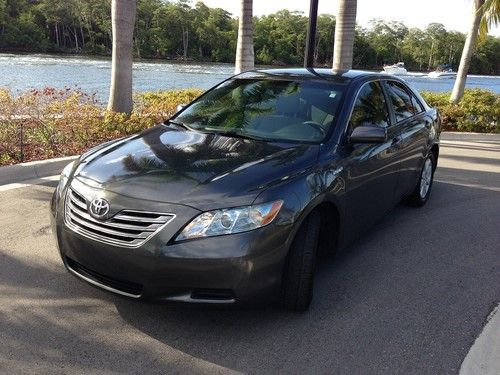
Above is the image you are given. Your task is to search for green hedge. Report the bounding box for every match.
[0,88,202,166]
[421,89,499,133]
[1,87,498,166]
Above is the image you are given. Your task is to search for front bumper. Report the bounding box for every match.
[51,186,293,305]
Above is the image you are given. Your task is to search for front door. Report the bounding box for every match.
[337,80,403,242]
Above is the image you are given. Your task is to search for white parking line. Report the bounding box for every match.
[0,175,59,192]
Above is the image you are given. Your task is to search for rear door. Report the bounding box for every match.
[383,80,430,198]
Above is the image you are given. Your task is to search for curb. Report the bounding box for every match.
[0,155,78,186]
[0,131,498,186]
[441,132,500,142]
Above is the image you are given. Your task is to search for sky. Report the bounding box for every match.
[200,0,500,37]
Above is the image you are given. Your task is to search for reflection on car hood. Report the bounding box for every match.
[74,125,319,210]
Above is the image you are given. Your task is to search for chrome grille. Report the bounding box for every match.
[64,188,175,247]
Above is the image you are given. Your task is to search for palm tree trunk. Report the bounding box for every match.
[450,0,485,104]
[235,0,254,74]
[332,0,357,71]
[107,0,137,115]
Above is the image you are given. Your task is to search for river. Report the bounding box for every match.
[1,53,499,102]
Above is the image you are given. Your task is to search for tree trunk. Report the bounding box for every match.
[107,0,137,115]
[182,28,189,60]
[428,40,434,70]
[235,0,254,74]
[332,0,357,71]
[80,24,85,48]
[55,23,60,46]
[73,26,79,50]
[450,0,485,104]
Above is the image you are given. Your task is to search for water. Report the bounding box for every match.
[1,53,499,102]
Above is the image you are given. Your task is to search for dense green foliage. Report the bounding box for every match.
[0,0,499,74]
[422,89,499,133]
[0,87,202,165]
[1,87,498,166]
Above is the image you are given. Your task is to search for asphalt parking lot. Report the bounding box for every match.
[0,135,499,374]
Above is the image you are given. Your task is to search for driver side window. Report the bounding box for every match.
[349,81,390,130]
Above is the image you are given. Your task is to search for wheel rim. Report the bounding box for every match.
[419,158,433,199]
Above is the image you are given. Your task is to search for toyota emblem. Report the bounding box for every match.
[89,197,110,219]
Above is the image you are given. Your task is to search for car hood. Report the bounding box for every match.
[73,125,319,210]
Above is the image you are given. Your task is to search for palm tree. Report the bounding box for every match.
[235,0,254,74]
[450,0,485,103]
[107,0,137,115]
[178,80,298,130]
[332,0,357,71]
[450,0,500,103]
[479,0,500,40]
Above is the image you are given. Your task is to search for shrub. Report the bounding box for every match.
[421,89,499,133]
[1,87,498,167]
[0,87,203,166]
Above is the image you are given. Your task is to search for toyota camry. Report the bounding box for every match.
[51,69,441,311]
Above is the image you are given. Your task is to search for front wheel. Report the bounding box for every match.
[405,153,436,207]
[281,212,321,312]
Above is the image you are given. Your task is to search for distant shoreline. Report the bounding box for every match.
[3,51,500,77]
[1,53,499,99]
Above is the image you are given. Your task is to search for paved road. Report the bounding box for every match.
[0,137,499,374]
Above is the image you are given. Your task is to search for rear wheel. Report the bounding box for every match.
[405,153,435,207]
[281,212,321,312]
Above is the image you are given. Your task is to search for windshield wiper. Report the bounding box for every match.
[165,119,191,130]
[203,129,271,142]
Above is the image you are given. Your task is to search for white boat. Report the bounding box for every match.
[428,65,457,78]
[427,70,457,79]
[381,62,408,75]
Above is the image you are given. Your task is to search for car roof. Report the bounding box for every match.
[237,68,389,84]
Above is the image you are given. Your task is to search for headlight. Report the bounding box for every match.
[176,200,283,241]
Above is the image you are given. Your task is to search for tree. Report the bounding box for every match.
[332,0,357,71]
[107,0,136,115]
[235,0,254,74]
[450,0,493,103]
[479,0,500,40]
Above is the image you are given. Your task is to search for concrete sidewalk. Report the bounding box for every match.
[460,304,500,375]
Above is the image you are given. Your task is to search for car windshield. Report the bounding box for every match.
[173,78,345,143]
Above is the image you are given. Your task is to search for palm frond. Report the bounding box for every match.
[478,0,500,42]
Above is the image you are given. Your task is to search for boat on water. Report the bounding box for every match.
[428,64,457,79]
[381,62,408,75]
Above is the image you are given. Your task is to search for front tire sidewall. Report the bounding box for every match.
[281,212,321,312]
[414,153,436,206]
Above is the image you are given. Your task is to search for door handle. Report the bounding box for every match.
[392,135,402,144]
[391,135,403,150]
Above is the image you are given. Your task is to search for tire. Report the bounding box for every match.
[405,153,436,207]
[281,211,321,312]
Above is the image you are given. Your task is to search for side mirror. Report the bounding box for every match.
[176,104,187,112]
[349,126,387,143]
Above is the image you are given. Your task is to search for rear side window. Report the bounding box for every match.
[386,81,420,122]
[411,95,425,114]
[349,81,390,129]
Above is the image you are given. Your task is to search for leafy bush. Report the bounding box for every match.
[421,89,499,133]
[0,88,202,166]
[1,87,498,166]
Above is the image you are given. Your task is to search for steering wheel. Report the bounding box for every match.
[302,121,326,137]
